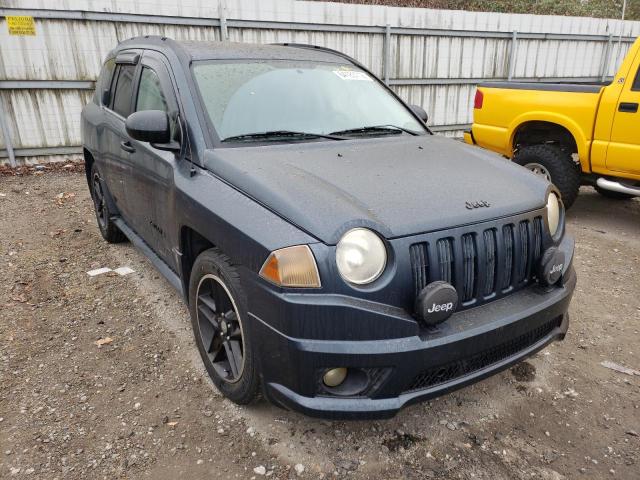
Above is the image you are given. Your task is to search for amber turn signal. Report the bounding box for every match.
[259,245,321,288]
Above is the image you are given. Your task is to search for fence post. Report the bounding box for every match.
[601,33,613,82]
[507,30,518,81]
[219,1,229,41]
[383,23,391,85]
[0,96,16,168]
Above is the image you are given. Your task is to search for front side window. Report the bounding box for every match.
[136,67,168,112]
[96,58,115,105]
[632,66,640,92]
[192,60,426,142]
[112,64,136,117]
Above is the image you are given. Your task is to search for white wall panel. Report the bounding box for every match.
[2,0,640,162]
[1,90,93,149]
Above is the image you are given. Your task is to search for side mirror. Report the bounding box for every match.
[410,104,428,123]
[125,110,178,151]
[101,88,110,106]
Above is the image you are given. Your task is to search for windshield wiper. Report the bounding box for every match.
[329,125,419,137]
[221,130,345,142]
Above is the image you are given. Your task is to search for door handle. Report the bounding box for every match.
[120,141,136,153]
[619,102,639,113]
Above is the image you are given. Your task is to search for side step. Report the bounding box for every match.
[111,217,184,296]
[596,178,640,197]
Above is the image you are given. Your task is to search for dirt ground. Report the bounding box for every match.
[1,167,639,479]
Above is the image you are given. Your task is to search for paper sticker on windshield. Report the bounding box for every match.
[333,70,373,81]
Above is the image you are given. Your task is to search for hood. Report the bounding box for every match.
[203,135,549,244]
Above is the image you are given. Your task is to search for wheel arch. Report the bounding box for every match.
[179,225,217,299]
[83,147,95,187]
[508,115,588,172]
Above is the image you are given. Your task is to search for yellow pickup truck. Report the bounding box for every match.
[465,37,640,208]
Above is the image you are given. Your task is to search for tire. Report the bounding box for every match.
[188,248,260,405]
[513,144,581,209]
[89,163,127,243]
[594,186,635,200]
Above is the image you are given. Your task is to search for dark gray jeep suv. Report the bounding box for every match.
[81,36,576,419]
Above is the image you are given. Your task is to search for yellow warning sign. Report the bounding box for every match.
[6,16,36,36]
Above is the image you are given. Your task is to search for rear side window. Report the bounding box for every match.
[632,67,640,92]
[95,58,115,104]
[136,67,168,112]
[112,64,136,117]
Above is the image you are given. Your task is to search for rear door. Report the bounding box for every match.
[125,51,183,269]
[605,50,640,174]
[101,51,141,222]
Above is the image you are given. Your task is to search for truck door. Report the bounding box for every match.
[125,52,182,270]
[606,52,640,175]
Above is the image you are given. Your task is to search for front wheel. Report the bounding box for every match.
[188,249,260,405]
[513,144,581,209]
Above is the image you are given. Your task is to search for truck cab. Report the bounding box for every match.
[466,37,640,208]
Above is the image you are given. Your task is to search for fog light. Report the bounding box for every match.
[323,368,347,387]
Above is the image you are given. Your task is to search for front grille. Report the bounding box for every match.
[410,214,544,310]
[405,316,561,392]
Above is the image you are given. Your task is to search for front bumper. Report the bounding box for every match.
[252,267,576,419]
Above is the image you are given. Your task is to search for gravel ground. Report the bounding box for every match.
[1,168,639,479]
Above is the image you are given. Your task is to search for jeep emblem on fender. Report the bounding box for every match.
[465,200,491,210]
[415,281,459,326]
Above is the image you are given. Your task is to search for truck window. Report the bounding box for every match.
[136,67,168,112]
[112,64,136,117]
[632,67,640,92]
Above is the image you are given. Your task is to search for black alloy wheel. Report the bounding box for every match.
[89,163,126,243]
[92,171,107,230]
[188,249,260,405]
[195,274,245,383]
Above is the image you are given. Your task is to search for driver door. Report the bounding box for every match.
[605,54,640,175]
[124,52,183,269]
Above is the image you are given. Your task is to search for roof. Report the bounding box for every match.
[115,36,351,64]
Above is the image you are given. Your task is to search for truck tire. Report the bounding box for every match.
[594,186,635,200]
[188,248,261,405]
[90,163,127,243]
[513,144,581,209]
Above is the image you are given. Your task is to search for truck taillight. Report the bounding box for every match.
[474,90,484,109]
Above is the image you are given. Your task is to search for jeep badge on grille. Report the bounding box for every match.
[415,281,459,326]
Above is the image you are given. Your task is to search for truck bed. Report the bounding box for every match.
[479,81,607,94]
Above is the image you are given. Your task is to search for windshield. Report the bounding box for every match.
[192,60,426,142]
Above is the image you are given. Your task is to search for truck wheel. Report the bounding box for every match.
[594,186,635,200]
[513,144,581,209]
[188,249,261,405]
[90,163,127,243]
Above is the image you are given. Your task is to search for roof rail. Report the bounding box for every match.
[273,43,365,69]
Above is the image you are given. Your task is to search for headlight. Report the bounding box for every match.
[336,228,387,285]
[259,245,321,288]
[546,192,561,236]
